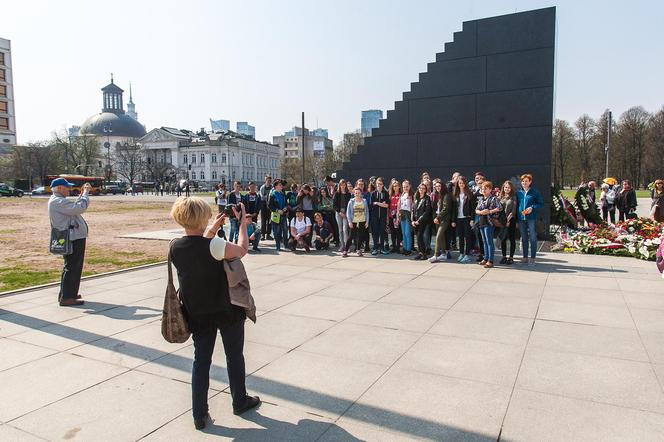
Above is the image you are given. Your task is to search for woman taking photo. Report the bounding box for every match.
[453,176,474,264]
[344,187,370,257]
[499,180,518,265]
[430,180,453,262]
[169,199,260,430]
[475,181,502,268]
[516,173,544,266]
[333,179,351,253]
[398,180,414,256]
[297,184,318,222]
[412,182,433,260]
[388,179,402,253]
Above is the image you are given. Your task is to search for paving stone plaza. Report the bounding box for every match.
[1,248,663,441]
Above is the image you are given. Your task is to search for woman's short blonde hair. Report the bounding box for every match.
[170,197,211,230]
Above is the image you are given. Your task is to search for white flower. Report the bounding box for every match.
[639,245,650,258]
[654,237,661,245]
[628,245,636,254]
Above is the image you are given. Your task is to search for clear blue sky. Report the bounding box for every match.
[4,0,663,144]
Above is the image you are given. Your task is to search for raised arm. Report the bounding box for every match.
[51,194,89,216]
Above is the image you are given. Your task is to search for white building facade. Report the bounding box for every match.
[0,38,16,148]
[139,128,281,185]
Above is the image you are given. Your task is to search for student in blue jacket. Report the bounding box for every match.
[516,173,544,267]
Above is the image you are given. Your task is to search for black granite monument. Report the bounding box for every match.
[337,7,555,230]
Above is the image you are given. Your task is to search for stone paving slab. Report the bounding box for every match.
[1,249,663,440]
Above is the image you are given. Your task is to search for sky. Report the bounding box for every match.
[3,0,663,145]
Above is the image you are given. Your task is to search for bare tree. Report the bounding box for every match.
[616,106,650,187]
[574,114,597,182]
[52,131,101,176]
[114,143,145,185]
[645,106,664,183]
[337,131,364,164]
[552,119,575,187]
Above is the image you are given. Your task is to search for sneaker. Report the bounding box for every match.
[413,253,424,260]
[358,250,364,257]
[457,254,464,262]
[527,258,536,267]
[437,253,449,262]
[304,244,311,253]
[446,251,452,260]
[233,396,261,416]
[381,249,390,255]
[461,255,473,264]
[499,257,508,265]
[371,249,379,256]
[506,257,514,265]
[267,235,273,240]
[428,255,438,263]
[342,251,348,258]
[484,261,494,268]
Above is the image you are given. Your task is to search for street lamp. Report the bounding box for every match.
[103,123,113,182]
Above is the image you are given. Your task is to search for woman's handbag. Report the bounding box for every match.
[161,244,191,343]
[49,226,73,255]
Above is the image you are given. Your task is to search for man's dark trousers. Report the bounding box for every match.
[59,238,86,301]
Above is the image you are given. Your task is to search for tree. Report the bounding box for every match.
[143,150,174,182]
[593,109,615,179]
[615,106,650,187]
[574,114,597,182]
[337,131,364,164]
[0,142,64,186]
[645,106,664,183]
[114,143,145,185]
[552,119,575,187]
[53,131,101,176]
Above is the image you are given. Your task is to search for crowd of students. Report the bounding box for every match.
[214,171,545,267]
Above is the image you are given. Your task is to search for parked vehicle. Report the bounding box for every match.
[44,175,104,196]
[0,183,24,197]
[31,186,50,196]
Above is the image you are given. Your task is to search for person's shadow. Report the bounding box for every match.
[202,408,363,441]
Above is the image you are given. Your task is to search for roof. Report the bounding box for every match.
[101,81,124,94]
[80,112,146,138]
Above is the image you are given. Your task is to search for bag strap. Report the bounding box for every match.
[167,239,176,286]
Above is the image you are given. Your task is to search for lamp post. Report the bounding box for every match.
[103,123,113,182]
[604,111,612,178]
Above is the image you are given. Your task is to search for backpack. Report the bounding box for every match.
[606,188,616,205]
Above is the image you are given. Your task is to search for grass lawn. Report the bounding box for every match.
[560,189,651,199]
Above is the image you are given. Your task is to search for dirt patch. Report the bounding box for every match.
[0,197,183,292]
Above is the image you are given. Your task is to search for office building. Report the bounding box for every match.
[361,109,383,137]
[236,121,255,138]
[210,118,230,131]
[0,38,16,148]
[273,126,333,159]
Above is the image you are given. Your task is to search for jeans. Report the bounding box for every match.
[271,216,289,250]
[400,217,412,252]
[415,225,428,256]
[191,320,246,420]
[229,218,239,243]
[346,222,367,251]
[456,218,472,255]
[59,238,86,301]
[260,204,271,237]
[389,218,402,250]
[480,224,496,262]
[336,212,349,251]
[519,218,538,258]
[371,214,388,250]
[434,222,450,256]
[423,223,432,253]
[602,205,616,223]
[501,221,516,258]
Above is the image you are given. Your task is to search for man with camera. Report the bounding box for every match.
[48,178,92,306]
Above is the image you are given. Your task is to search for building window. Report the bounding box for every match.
[0,117,8,130]
[212,170,217,180]
[0,69,5,81]
[200,171,205,180]
[0,85,6,97]
[211,153,217,163]
[191,154,196,164]
[0,101,7,113]
[0,52,4,65]
[222,153,227,164]
[191,171,196,180]
[186,172,189,179]
[200,153,205,163]
[183,154,188,164]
